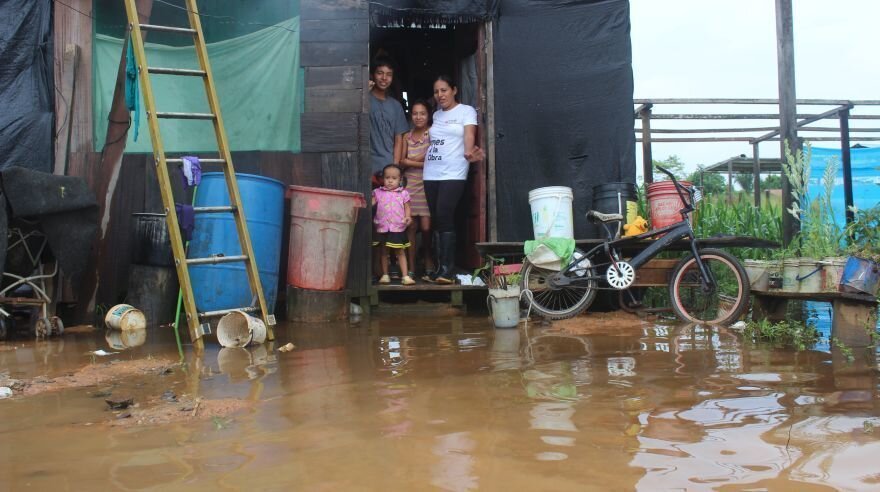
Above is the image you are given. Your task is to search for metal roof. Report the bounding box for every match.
[703,156,784,174]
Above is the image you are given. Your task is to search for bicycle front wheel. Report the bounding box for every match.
[521,250,597,320]
[668,248,750,325]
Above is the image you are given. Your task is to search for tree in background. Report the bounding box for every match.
[653,155,686,181]
[735,173,754,193]
[686,166,726,196]
[761,174,782,189]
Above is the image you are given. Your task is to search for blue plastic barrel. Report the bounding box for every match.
[188,173,284,313]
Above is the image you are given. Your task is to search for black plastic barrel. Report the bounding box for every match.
[131,213,174,267]
[591,182,639,222]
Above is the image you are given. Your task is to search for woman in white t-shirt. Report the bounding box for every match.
[422,75,485,284]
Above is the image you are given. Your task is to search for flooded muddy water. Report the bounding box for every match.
[2,313,880,490]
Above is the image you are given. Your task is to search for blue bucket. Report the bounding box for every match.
[188,173,284,313]
[839,256,880,296]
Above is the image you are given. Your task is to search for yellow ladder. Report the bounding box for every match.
[122,0,275,349]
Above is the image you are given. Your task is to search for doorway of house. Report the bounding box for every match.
[370,21,488,271]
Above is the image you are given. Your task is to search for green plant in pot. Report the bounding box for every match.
[474,256,523,328]
[841,205,880,296]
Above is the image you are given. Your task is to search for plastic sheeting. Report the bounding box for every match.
[807,146,880,225]
[0,168,98,283]
[494,0,636,241]
[93,17,301,153]
[370,0,499,25]
[0,0,54,172]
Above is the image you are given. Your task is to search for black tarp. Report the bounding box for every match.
[370,0,500,25]
[0,168,98,283]
[494,0,636,240]
[0,0,54,173]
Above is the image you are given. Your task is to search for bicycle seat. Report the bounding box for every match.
[586,210,624,224]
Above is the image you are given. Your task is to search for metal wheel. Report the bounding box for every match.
[521,250,597,320]
[35,317,51,338]
[50,316,64,336]
[668,248,750,325]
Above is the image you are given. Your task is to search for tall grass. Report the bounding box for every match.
[692,194,783,260]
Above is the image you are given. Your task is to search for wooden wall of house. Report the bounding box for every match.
[300,0,372,299]
[54,0,94,154]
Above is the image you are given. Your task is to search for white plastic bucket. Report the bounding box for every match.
[781,259,800,293]
[487,286,522,328]
[744,260,771,292]
[105,328,147,350]
[104,304,146,331]
[797,258,823,294]
[217,311,267,348]
[528,186,574,239]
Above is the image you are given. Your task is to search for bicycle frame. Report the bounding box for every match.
[551,169,713,291]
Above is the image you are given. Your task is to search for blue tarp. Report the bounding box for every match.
[807,146,880,225]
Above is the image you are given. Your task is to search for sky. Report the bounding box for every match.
[629,0,880,178]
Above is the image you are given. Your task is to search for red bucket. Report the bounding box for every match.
[646,180,692,230]
[286,186,366,291]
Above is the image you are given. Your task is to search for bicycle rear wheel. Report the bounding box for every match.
[668,248,750,325]
[521,250,597,320]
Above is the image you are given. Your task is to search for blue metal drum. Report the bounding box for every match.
[188,173,284,313]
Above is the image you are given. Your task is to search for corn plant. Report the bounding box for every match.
[781,141,845,258]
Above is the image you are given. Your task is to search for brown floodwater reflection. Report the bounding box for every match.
[2,315,880,490]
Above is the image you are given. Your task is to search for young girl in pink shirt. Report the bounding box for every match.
[372,164,414,285]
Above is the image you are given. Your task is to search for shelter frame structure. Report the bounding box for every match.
[634,98,880,220]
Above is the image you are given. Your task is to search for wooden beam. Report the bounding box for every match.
[752,104,852,144]
[727,156,733,203]
[752,144,761,207]
[635,126,880,134]
[639,105,653,184]
[634,98,880,105]
[840,108,855,224]
[54,44,79,176]
[638,113,880,120]
[485,21,498,242]
[776,0,798,247]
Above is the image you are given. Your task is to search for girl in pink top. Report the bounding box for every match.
[372,164,414,285]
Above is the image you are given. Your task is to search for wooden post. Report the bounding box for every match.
[78,0,154,320]
[776,0,799,247]
[54,44,79,176]
[486,21,498,242]
[727,158,733,203]
[752,143,761,206]
[640,105,654,184]
[839,108,855,224]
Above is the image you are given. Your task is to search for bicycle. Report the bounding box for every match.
[521,166,750,325]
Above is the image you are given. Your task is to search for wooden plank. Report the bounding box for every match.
[54,44,79,175]
[320,152,358,191]
[305,88,363,113]
[300,0,368,20]
[301,113,359,152]
[305,66,362,90]
[296,153,324,187]
[301,19,368,43]
[301,42,367,67]
[475,236,782,258]
[754,291,877,304]
[358,112,370,149]
[53,0,93,153]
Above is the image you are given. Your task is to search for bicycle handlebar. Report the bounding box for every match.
[654,165,695,217]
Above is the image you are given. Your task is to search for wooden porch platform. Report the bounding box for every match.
[365,282,487,314]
